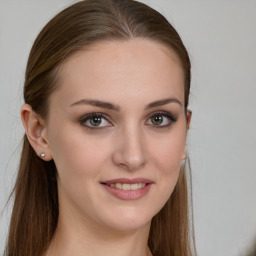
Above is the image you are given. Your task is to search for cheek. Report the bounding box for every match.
[151,130,186,174]
[48,128,110,208]
[49,126,106,172]
[149,127,186,202]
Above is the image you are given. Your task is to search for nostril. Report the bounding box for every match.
[111,135,147,171]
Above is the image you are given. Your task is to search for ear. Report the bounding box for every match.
[21,104,52,161]
[186,109,192,130]
[181,109,192,160]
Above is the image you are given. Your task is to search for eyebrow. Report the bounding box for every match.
[69,98,181,111]
[145,98,182,109]
[70,99,120,111]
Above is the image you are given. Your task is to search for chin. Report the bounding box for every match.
[96,206,154,232]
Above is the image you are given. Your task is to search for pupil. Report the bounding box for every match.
[90,117,101,126]
[152,115,163,125]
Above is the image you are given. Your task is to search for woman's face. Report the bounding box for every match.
[45,39,188,231]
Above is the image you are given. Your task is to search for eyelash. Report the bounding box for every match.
[146,111,177,128]
[79,111,177,130]
[79,113,112,130]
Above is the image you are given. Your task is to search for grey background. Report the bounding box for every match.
[1,1,256,255]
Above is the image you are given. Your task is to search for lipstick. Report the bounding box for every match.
[100,178,153,200]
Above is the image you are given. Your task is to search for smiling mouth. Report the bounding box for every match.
[100,178,153,200]
[101,182,147,190]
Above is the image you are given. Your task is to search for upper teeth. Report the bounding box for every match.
[108,183,146,190]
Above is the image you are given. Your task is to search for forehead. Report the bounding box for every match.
[50,39,185,108]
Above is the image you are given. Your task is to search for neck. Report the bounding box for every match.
[45,208,152,256]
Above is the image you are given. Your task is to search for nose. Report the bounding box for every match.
[112,125,147,171]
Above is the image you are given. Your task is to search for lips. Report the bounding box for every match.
[102,178,153,184]
[100,178,153,200]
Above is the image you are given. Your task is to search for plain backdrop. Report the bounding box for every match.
[1,1,256,255]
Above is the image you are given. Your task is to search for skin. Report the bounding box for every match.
[21,39,191,256]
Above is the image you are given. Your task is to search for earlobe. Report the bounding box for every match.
[21,104,52,161]
[181,147,187,161]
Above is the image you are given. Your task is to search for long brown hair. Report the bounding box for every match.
[5,1,196,255]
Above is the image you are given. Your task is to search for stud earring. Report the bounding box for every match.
[181,152,187,161]
[40,153,46,158]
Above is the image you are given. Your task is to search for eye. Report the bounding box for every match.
[146,112,177,128]
[80,113,112,129]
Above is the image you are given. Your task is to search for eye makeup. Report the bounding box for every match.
[146,111,177,128]
[79,110,178,130]
[79,112,113,130]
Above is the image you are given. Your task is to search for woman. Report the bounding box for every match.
[5,0,196,255]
